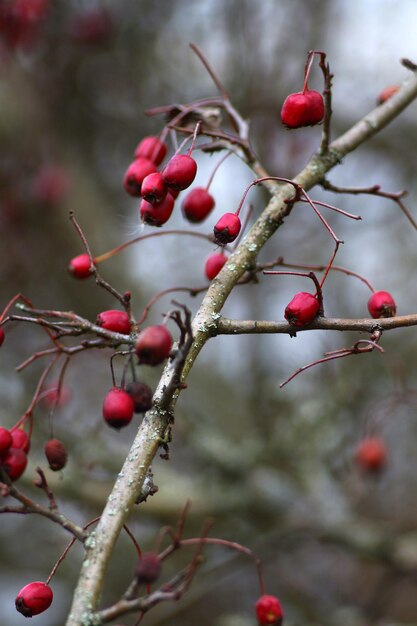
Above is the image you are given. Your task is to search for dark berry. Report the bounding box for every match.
[10,428,30,453]
[2,448,28,481]
[367,291,396,318]
[123,158,157,197]
[140,192,175,227]
[44,438,68,471]
[205,252,227,280]
[141,172,168,204]
[182,187,215,223]
[126,381,153,413]
[213,213,241,245]
[163,154,197,191]
[134,136,167,166]
[102,388,135,429]
[135,325,173,366]
[68,253,93,279]
[255,594,284,625]
[284,292,319,327]
[355,436,387,473]
[281,90,324,128]
[97,310,131,335]
[0,427,12,455]
[136,553,161,584]
[15,581,53,617]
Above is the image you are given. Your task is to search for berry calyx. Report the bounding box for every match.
[182,187,215,223]
[163,154,197,191]
[11,428,30,453]
[367,290,396,318]
[0,427,12,455]
[96,310,131,335]
[2,448,28,481]
[213,213,241,245]
[136,553,161,584]
[0,328,4,346]
[355,436,387,473]
[123,158,157,197]
[15,581,53,617]
[68,253,93,279]
[281,90,324,128]
[135,325,173,366]
[126,381,153,413]
[255,594,284,625]
[134,136,167,166]
[44,438,68,471]
[377,85,399,105]
[102,388,135,430]
[205,252,227,280]
[284,292,319,327]
[140,192,175,227]
[141,172,168,204]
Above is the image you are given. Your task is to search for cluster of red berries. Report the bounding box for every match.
[0,427,30,481]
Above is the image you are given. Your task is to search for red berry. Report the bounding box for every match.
[123,158,157,197]
[102,388,135,430]
[0,328,4,346]
[126,381,153,413]
[135,325,173,366]
[15,581,53,617]
[205,252,227,280]
[377,85,399,105]
[136,553,161,584]
[141,172,168,204]
[163,154,197,191]
[44,438,68,471]
[255,594,284,625]
[182,187,215,223]
[281,90,324,128]
[367,290,396,319]
[140,192,175,227]
[97,310,131,335]
[213,213,241,245]
[134,136,167,166]
[284,292,319,327]
[33,166,69,205]
[68,253,93,279]
[0,427,12,455]
[10,428,30,453]
[355,436,387,473]
[2,448,28,481]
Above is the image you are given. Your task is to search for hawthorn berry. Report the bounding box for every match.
[136,553,161,584]
[205,252,227,280]
[284,292,319,327]
[102,388,135,429]
[44,438,68,471]
[367,290,396,318]
[213,213,241,245]
[0,427,12,455]
[126,381,153,413]
[141,172,168,204]
[255,594,284,625]
[355,436,387,473]
[134,136,167,166]
[182,187,215,223]
[163,154,197,191]
[68,253,93,279]
[15,581,53,617]
[377,85,399,105]
[2,448,28,481]
[123,158,157,197]
[97,310,131,335]
[281,90,324,128]
[10,428,30,453]
[140,192,175,227]
[0,328,4,346]
[135,325,173,366]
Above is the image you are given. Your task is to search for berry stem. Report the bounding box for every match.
[187,121,201,156]
[205,151,232,191]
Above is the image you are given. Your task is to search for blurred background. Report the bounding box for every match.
[1,0,417,624]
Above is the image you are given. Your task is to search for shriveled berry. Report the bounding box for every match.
[102,388,135,429]
[140,192,175,227]
[281,90,324,128]
[44,438,67,471]
[123,158,157,197]
[68,253,93,279]
[15,581,53,617]
[135,325,173,366]
[0,427,12,455]
[134,136,167,166]
[163,154,197,191]
[213,213,241,245]
[205,252,227,280]
[0,328,5,346]
[255,594,284,625]
[355,436,387,473]
[10,428,30,453]
[377,85,399,105]
[126,381,153,413]
[368,291,396,319]
[141,172,168,204]
[2,448,28,481]
[284,292,319,327]
[97,310,131,335]
[136,553,161,584]
[182,187,215,223]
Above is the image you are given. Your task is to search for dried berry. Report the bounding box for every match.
[136,553,161,584]
[213,213,241,245]
[281,90,324,128]
[163,154,197,191]
[97,310,131,335]
[367,290,396,319]
[126,381,153,413]
[182,187,215,222]
[102,388,135,429]
[15,581,53,617]
[68,253,93,279]
[255,594,284,625]
[135,325,173,366]
[284,292,319,327]
[44,438,68,471]
[205,252,227,280]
